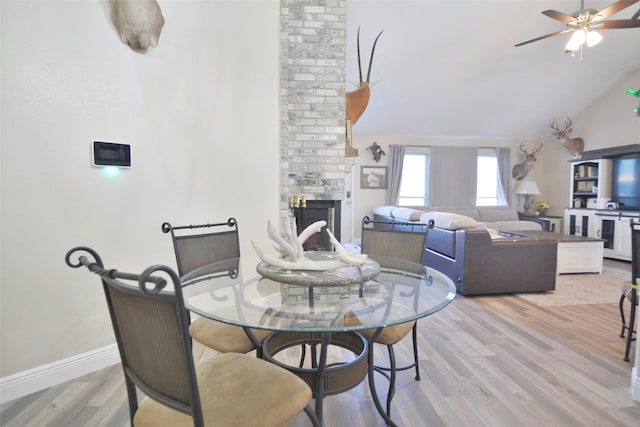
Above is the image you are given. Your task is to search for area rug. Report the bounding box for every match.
[516,266,630,307]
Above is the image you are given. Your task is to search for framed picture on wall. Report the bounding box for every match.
[360,166,388,189]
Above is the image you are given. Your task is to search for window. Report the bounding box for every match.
[477,149,503,206]
[398,147,505,207]
[398,152,429,206]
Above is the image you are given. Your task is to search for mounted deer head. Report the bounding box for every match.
[346,27,383,126]
[550,117,584,156]
[111,0,164,53]
[512,142,542,181]
[366,142,386,162]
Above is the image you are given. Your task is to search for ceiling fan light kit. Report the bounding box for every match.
[566,29,586,51]
[565,29,603,51]
[586,30,603,46]
[515,0,640,54]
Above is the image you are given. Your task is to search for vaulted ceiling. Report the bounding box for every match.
[346,1,640,140]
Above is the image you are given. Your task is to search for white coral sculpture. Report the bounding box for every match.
[252,220,367,271]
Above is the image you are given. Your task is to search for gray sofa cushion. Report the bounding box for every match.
[390,207,423,221]
[477,208,519,222]
[372,205,541,231]
[419,211,480,230]
[432,206,482,221]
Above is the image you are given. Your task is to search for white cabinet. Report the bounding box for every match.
[564,157,639,261]
[542,216,563,233]
[564,209,597,237]
[569,159,611,208]
[614,217,633,260]
[594,211,639,261]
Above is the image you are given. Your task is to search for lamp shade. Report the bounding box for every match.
[515,181,540,195]
[565,29,586,51]
[586,31,603,47]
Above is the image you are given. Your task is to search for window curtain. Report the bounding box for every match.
[496,147,511,206]
[429,146,478,206]
[386,145,405,205]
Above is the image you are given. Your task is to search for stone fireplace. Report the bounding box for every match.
[292,200,341,251]
[278,1,354,240]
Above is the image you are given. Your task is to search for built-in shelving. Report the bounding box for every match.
[564,146,640,261]
[569,159,611,209]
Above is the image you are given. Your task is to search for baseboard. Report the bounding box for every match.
[0,344,120,404]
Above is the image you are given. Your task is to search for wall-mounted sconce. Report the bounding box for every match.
[366,142,386,162]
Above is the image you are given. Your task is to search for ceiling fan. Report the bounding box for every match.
[515,0,640,52]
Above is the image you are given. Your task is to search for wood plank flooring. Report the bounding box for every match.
[2,265,639,426]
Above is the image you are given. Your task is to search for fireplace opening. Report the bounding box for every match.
[293,200,341,251]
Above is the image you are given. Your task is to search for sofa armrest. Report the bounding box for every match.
[517,213,551,231]
[456,229,557,295]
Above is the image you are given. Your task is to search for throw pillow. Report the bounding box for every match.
[419,212,479,230]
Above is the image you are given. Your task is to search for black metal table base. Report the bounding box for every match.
[262,331,368,424]
[262,329,403,426]
[366,329,399,427]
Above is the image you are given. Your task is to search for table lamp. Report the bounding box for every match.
[515,181,540,215]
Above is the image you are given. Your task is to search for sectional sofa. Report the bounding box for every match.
[370,205,558,296]
[371,205,545,232]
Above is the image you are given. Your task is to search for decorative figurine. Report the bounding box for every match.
[366,142,386,162]
[252,220,367,271]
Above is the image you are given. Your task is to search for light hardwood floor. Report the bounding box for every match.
[2,263,639,426]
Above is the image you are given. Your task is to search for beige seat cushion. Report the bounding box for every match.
[359,320,416,345]
[133,353,312,427]
[189,317,272,353]
[344,310,415,345]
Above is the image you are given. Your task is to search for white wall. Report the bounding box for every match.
[0,1,280,377]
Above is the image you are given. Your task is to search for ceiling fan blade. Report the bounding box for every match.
[596,0,639,20]
[541,9,576,23]
[595,18,640,28]
[514,29,573,47]
[631,8,640,19]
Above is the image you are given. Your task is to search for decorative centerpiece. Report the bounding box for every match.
[252,219,380,286]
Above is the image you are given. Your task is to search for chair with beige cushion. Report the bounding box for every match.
[162,219,270,354]
[360,216,429,418]
[619,219,639,362]
[65,246,319,427]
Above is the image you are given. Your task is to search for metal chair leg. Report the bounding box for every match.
[620,293,627,338]
[385,344,397,418]
[624,289,637,362]
[298,344,307,368]
[411,324,420,380]
[303,405,321,427]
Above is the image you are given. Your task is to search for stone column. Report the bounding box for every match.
[279,0,353,232]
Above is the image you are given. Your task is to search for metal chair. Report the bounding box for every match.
[620,220,639,362]
[360,216,429,418]
[65,246,319,427]
[161,219,270,354]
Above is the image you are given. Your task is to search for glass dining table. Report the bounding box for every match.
[181,253,456,426]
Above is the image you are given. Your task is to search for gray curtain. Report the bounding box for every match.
[429,146,478,206]
[386,145,406,205]
[496,147,511,206]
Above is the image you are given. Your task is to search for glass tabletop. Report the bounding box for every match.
[182,254,456,333]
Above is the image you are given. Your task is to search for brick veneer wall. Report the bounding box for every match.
[279,0,353,231]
